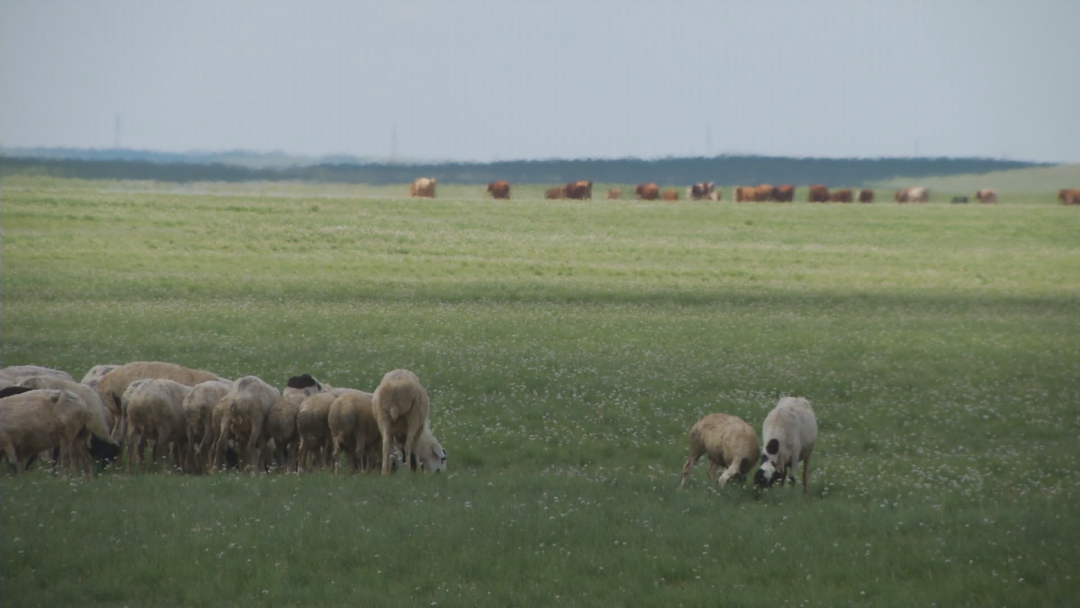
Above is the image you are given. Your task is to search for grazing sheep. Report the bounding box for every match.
[122,379,193,473]
[0,365,73,385]
[678,413,760,489]
[754,397,818,494]
[182,380,233,474]
[266,392,307,473]
[96,361,220,439]
[402,423,447,473]
[0,389,98,478]
[17,376,120,470]
[212,376,280,473]
[327,391,380,474]
[372,369,431,476]
[80,364,120,388]
[295,391,349,473]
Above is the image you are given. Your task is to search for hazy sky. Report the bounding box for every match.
[2,1,1078,163]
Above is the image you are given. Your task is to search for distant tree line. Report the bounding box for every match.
[0,154,1041,187]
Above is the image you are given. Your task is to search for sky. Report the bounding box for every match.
[2,1,1078,163]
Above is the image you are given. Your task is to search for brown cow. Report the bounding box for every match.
[661,189,680,201]
[774,185,795,202]
[409,177,436,198]
[635,183,660,200]
[735,186,749,202]
[606,188,621,200]
[545,186,566,200]
[974,189,997,204]
[565,181,592,200]
[807,184,829,203]
[1059,189,1080,205]
[753,184,774,202]
[689,182,715,201]
[486,181,511,200]
[858,189,874,203]
[828,189,853,203]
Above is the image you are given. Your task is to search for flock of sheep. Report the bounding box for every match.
[1,361,816,495]
[0,362,447,479]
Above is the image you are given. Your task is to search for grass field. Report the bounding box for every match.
[2,176,1079,606]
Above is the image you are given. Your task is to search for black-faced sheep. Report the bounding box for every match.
[372,369,431,476]
[754,397,818,494]
[122,379,193,473]
[17,376,120,470]
[96,361,221,439]
[211,376,280,473]
[284,373,324,396]
[0,389,100,478]
[182,380,233,474]
[678,413,759,489]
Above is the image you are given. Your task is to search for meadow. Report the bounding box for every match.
[1,175,1079,606]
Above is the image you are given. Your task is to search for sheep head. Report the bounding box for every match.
[753,439,786,490]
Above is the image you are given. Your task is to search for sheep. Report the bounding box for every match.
[96,361,220,440]
[403,423,447,473]
[295,391,349,473]
[754,397,818,494]
[0,365,74,385]
[0,389,99,479]
[266,392,307,473]
[283,373,325,397]
[80,364,120,388]
[211,376,280,473]
[327,391,381,474]
[678,413,760,489]
[372,369,431,476]
[122,379,193,473]
[17,375,121,470]
[181,380,233,474]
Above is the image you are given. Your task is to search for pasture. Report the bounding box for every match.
[2,175,1079,606]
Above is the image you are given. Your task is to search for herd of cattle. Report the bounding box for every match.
[410,178,1080,206]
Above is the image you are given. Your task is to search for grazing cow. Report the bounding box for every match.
[564,180,592,200]
[734,186,750,202]
[828,189,853,203]
[895,187,928,203]
[409,178,436,198]
[545,186,566,199]
[975,189,997,204]
[774,185,795,202]
[951,196,970,204]
[753,184,774,202]
[606,188,621,200]
[690,182,715,201]
[858,189,874,203]
[1059,189,1080,205]
[661,189,680,201]
[635,183,660,200]
[807,184,829,203]
[486,181,511,200]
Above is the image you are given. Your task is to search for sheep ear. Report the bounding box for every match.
[766,439,780,455]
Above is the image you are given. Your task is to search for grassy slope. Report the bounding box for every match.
[871,163,1080,195]
[1,177,1079,606]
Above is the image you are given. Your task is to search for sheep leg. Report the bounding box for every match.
[331,436,344,476]
[717,461,743,486]
[403,425,420,473]
[297,438,309,474]
[377,419,394,476]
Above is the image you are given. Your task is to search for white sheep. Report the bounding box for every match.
[402,423,447,473]
[80,364,120,388]
[267,392,307,473]
[96,361,221,440]
[754,397,818,494]
[678,413,759,489]
[182,379,233,474]
[0,389,101,478]
[327,391,379,474]
[0,365,74,385]
[296,390,356,473]
[122,379,193,473]
[211,376,280,473]
[372,369,431,476]
[17,375,120,472]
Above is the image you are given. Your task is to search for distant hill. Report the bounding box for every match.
[871,163,1080,194]
[0,147,1047,187]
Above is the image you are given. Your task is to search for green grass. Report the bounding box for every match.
[2,176,1079,606]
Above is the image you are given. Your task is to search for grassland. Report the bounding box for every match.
[2,176,1079,606]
